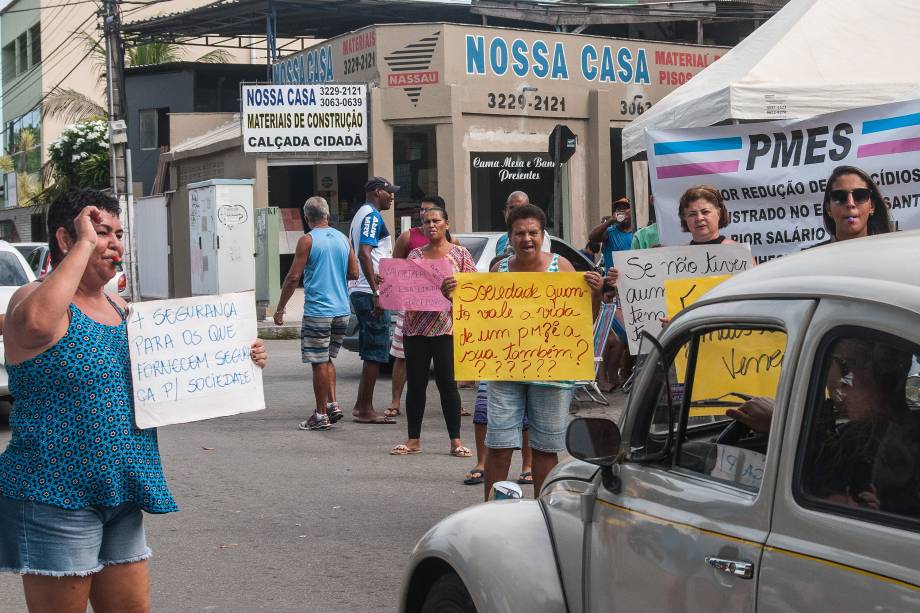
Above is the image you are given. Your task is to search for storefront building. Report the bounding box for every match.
[164,23,722,298]
[265,23,723,244]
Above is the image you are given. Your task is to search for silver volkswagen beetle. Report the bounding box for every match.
[400,230,920,613]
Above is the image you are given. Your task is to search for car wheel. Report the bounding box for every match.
[421,572,476,613]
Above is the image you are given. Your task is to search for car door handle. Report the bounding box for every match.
[705,556,754,579]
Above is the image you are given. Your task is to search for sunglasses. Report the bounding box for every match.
[829,188,871,205]
[613,204,631,211]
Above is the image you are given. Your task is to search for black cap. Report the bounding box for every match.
[364,177,400,193]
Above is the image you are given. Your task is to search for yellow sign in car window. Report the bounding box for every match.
[665,276,786,417]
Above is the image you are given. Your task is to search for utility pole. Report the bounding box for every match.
[102,0,140,301]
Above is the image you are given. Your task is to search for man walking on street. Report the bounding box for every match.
[274,197,359,430]
[589,196,634,271]
[349,177,399,424]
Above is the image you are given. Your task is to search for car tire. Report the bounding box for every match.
[421,572,476,613]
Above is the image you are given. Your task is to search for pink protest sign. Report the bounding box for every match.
[379,258,453,311]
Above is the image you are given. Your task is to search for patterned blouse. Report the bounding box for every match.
[403,244,477,337]
[0,303,177,513]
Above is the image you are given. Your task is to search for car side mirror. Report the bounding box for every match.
[566,418,622,468]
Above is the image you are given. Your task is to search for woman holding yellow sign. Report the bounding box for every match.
[445,203,603,499]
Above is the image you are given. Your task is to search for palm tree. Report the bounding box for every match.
[43,37,231,124]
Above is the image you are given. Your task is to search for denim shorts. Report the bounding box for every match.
[0,496,151,577]
[350,292,391,364]
[485,382,573,453]
[474,381,527,431]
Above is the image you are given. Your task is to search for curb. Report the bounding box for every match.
[257,324,300,340]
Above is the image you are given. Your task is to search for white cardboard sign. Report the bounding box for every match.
[127,291,265,429]
[616,243,753,354]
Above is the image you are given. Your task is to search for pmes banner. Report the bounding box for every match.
[452,272,594,381]
[241,84,367,153]
[647,99,920,263]
[127,291,265,429]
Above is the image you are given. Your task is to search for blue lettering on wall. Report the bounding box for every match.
[617,47,633,83]
[581,44,598,81]
[466,35,485,74]
[271,45,334,84]
[511,39,528,77]
[635,48,650,84]
[550,42,568,80]
[600,47,617,82]
[490,37,508,75]
[461,35,652,84]
[532,40,549,78]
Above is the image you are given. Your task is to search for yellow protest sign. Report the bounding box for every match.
[665,276,786,417]
[453,272,595,381]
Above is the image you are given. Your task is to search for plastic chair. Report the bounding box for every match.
[574,301,618,406]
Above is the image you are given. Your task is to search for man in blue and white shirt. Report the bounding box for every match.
[348,176,398,424]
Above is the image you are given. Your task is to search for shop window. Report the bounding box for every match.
[470,152,558,234]
[139,108,169,150]
[393,126,437,223]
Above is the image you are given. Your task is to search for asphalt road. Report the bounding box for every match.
[0,339,624,612]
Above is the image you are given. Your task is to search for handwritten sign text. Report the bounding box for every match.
[452,272,594,381]
[128,291,265,428]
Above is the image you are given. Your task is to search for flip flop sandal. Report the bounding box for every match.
[463,469,484,485]
[383,407,401,418]
[517,471,534,485]
[460,407,472,416]
[450,446,472,458]
[390,444,421,455]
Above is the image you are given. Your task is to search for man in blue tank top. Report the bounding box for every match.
[274,196,359,430]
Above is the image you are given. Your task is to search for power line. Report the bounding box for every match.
[1,0,98,14]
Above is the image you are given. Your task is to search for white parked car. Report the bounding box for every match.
[400,230,920,613]
[0,241,36,400]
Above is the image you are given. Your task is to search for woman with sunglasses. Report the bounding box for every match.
[813,165,893,247]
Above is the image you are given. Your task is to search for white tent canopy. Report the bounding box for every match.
[622,0,920,160]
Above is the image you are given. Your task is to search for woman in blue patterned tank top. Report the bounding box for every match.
[0,188,267,611]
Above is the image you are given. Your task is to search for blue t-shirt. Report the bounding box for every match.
[303,226,351,317]
[348,203,391,294]
[602,225,634,270]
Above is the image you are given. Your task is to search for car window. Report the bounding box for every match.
[24,247,46,275]
[0,252,30,285]
[550,238,595,272]
[631,326,787,493]
[456,236,488,264]
[674,327,786,492]
[629,336,690,461]
[798,329,920,526]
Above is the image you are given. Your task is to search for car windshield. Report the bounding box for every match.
[0,252,29,286]
[456,236,489,263]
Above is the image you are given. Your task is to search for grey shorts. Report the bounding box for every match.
[301,315,350,364]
